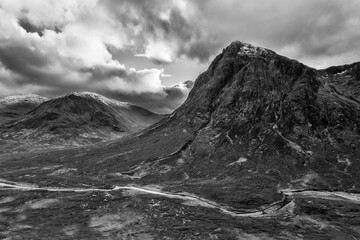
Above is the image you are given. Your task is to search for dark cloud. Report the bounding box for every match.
[101,0,360,67]
[183,80,194,89]
[177,39,221,64]
[191,0,360,67]
[102,0,221,63]
[18,18,44,36]
[17,17,62,36]
[0,43,58,86]
[82,65,128,81]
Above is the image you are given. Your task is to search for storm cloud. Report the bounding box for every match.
[191,0,360,68]
[0,0,359,113]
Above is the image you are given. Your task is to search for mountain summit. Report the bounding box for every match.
[0,92,163,152]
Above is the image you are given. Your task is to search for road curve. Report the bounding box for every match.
[2,180,360,218]
[0,180,263,217]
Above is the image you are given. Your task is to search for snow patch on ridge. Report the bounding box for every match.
[64,92,132,109]
[238,43,268,56]
[335,70,348,75]
[0,94,48,105]
[228,157,247,167]
[273,124,307,155]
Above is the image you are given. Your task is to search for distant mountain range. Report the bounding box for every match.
[0,92,164,152]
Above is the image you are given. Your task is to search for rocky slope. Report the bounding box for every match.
[0,92,163,152]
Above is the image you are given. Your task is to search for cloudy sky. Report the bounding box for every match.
[1,0,360,113]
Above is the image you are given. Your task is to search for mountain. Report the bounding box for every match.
[96,41,360,192]
[0,92,163,152]
[28,41,360,212]
[2,42,360,239]
[0,94,48,125]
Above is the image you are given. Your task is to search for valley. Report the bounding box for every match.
[1,175,360,239]
[1,41,360,239]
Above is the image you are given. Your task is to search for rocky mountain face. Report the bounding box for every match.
[112,41,360,192]
[165,41,360,190]
[0,92,163,152]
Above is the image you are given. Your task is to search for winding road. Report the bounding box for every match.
[1,179,360,218]
[0,180,265,217]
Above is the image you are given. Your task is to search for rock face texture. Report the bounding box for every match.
[0,92,163,152]
[127,41,360,192]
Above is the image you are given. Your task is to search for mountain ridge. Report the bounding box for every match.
[0,91,164,153]
[0,94,48,105]
[0,94,49,125]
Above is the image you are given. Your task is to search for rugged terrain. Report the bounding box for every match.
[1,41,360,239]
[0,92,163,153]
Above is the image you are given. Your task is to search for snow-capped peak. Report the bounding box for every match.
[0,94,48,105]
[238,43,268,56]
[64,92,132,108]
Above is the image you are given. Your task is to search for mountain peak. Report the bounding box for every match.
[61,91,132,109]
[237,43,269,56]
[225,41,274,57]
[1,91,164,152]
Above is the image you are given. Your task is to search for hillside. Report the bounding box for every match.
[0,92,163,152]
